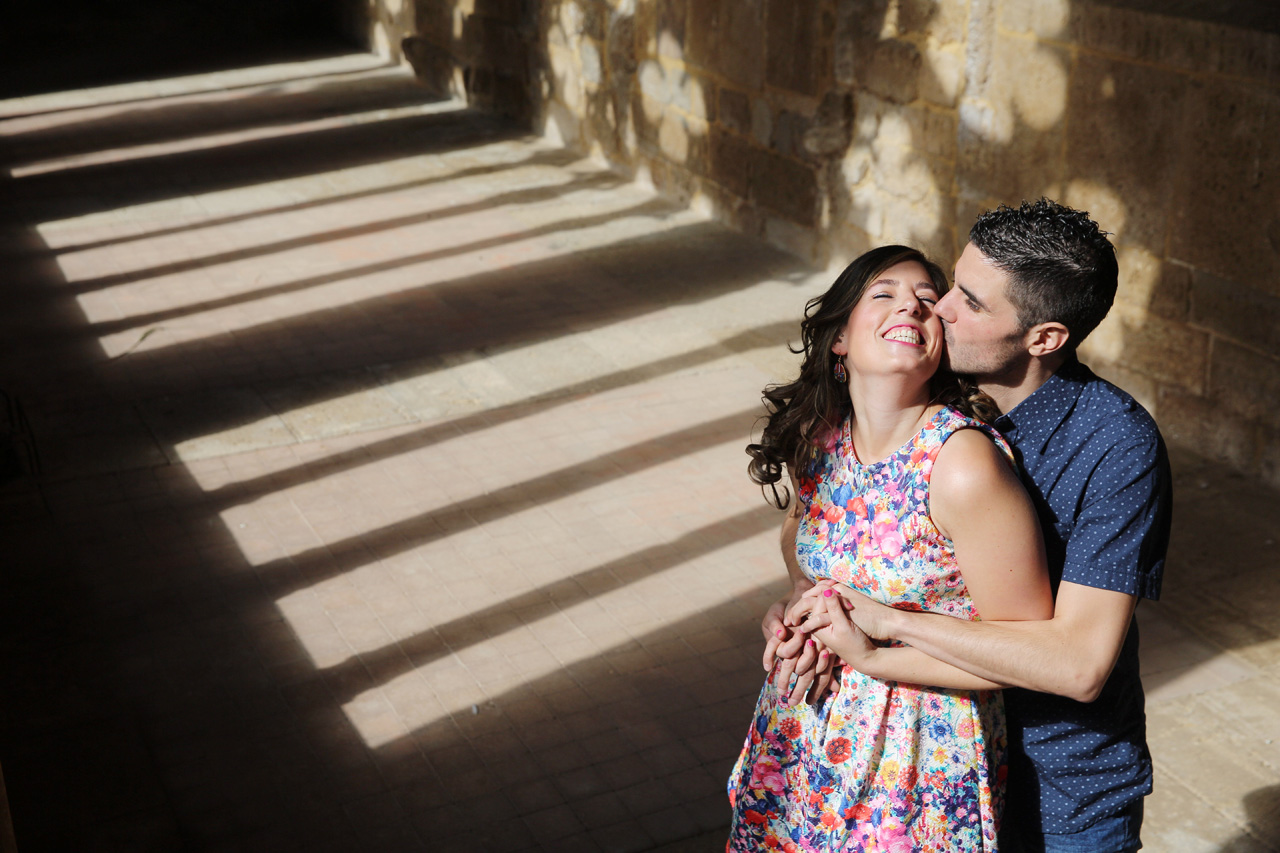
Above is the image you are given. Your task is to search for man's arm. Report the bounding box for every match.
[839,431,1167,703]
[841,582,1136,702]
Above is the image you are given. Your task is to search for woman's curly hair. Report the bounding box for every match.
[747,245,999,509]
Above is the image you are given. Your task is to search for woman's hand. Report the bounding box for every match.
[762,586,840,706]
[797,586,878,671]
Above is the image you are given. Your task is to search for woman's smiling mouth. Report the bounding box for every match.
[883,325,923,345]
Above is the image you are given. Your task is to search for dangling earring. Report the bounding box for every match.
[833,358,847,383]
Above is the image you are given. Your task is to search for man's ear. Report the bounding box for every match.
[1025,322,1070,357]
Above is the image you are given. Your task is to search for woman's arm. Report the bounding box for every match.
[928,428,1053,623]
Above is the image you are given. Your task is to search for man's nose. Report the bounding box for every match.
[935,290,958,322]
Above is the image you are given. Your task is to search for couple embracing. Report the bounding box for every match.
[727,200,1172,853]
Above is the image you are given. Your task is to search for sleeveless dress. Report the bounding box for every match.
[727,407,1013,853]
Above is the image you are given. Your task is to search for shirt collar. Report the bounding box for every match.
[995,356,1090,455]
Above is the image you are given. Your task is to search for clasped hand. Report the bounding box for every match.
[760,584,849,706]
[781,581,885,675]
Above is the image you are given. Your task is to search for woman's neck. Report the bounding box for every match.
[847,375,937,464]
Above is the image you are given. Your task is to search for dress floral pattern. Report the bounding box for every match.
[727,407,1014,852]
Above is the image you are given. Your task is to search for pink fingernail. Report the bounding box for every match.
[821,650,829,658]
[823,589,834,598]
[806,639,814,648]
[776,629,785,638]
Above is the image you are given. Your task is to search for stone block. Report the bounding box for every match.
[413,2,454,41]
[1167,79,1280,296]
[653,0,688,59]
[1083,303,1210,396]
[581,39,603,86]
[709,127,754,199]
[1149,260,1192,324]
[764,0,823,96]
[763,215,821,266]
[1065,53,1186,252]
[402,36,456,94]
[750,150,819,226]
[579,0,609,41]
[802,92,854,159]
[751,98,772,147]
[605,9,638,74]
[1210,340,1280,431]
[901,101,957,162]
[920,44,964,108]
[898,0,968,45]
[877,192,954,263]
[844,180,887,240]
[771,109,811,160]
[687,0,765,89]
[658,109,709,170]
[860,38,922,104]
[718,88,750,135]
[1191,269,1280,354]
[638,57,672,105]
[685,0,718,64]
[1261,431,1280,491]
[956,36,1069,206]
[1073,3,1276,82]
[997,0,1069,40]
[834,0,891,87]
[829,222,876,269]
[1157,388,1258,471]
[718,0,766,89]
[1107,244,1162,314]
[961,0,998,100]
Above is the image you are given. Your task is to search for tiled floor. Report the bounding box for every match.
[1,50,1278,853]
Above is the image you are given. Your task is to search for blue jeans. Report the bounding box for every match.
[1000,799,1144,853]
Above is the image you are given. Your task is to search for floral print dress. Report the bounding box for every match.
[727,407,1013,852]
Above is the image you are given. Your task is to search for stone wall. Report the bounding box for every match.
[390,0,1280,485]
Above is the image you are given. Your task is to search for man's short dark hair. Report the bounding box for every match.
[968,198,1118,347]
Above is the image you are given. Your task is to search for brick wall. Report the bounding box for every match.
[386,0,1280,485]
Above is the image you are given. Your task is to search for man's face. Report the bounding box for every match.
[935,242,1029,378]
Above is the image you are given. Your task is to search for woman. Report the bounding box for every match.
[726,246,1052,852]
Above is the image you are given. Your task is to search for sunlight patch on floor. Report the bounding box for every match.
[11,100,467,178]
[0,52,392,119]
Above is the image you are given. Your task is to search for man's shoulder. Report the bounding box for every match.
[1065,365,1164,451]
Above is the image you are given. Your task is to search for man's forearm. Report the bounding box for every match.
[882,596,1130,703]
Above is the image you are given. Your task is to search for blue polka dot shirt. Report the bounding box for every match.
[994,357,1173,834]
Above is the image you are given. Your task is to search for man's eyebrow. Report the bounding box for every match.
[956,284,986,310]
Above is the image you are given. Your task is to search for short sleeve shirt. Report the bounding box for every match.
[994,357,1172,834]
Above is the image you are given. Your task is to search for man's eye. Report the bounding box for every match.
[966,298,980,311]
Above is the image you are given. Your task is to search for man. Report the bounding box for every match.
[767,198,1171,852]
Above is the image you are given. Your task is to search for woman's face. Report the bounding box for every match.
[832,260,944,382]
